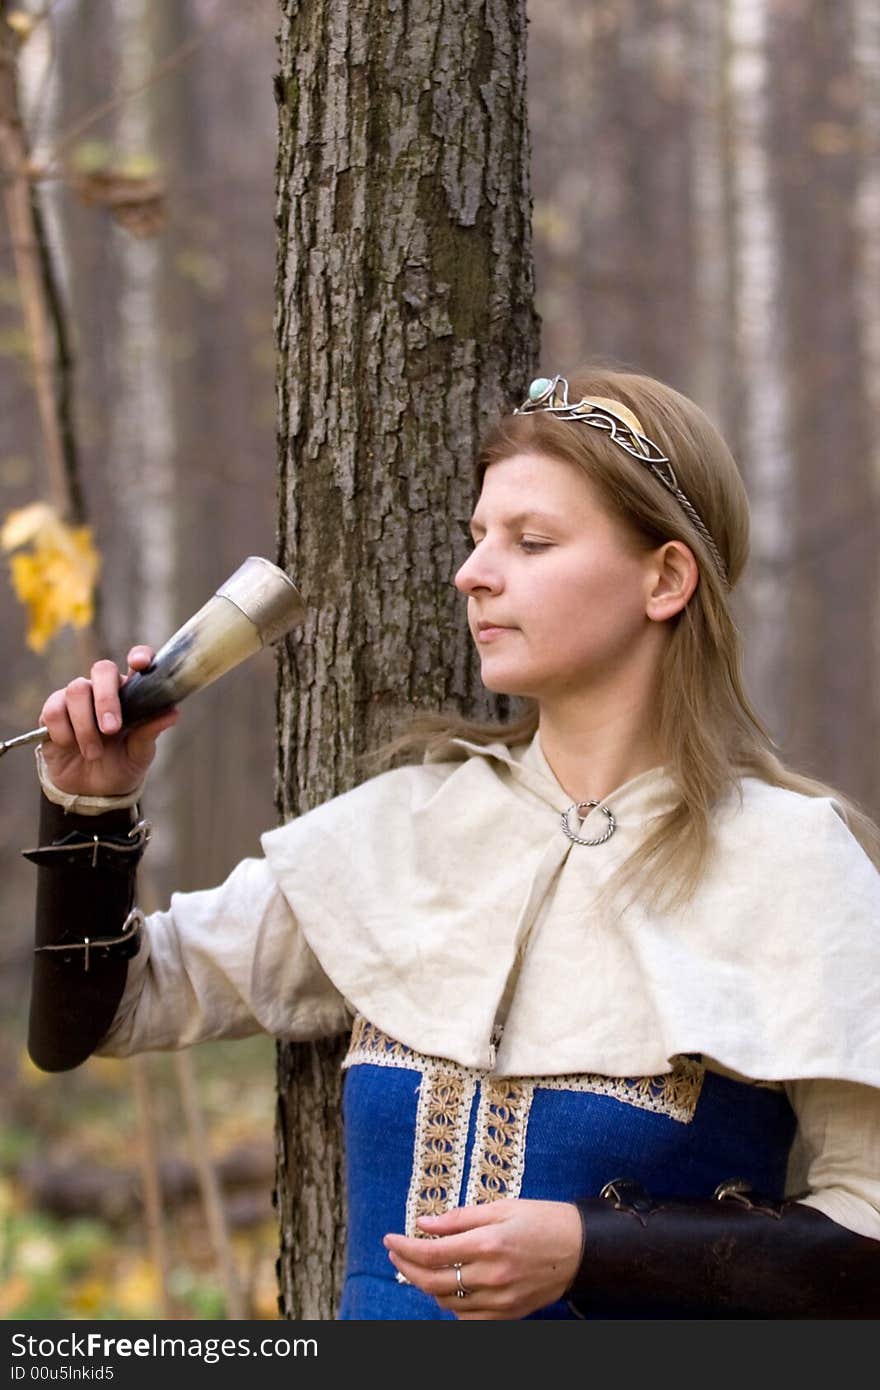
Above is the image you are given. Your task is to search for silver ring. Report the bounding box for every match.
[453,1262,472,1299]
[561,800,616,846]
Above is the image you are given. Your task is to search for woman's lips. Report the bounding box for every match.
[477,625,514,642]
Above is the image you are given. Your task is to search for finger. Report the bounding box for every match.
[383,1208,500,1268]
[40,689,77,749]
[387,1249,498,1312]
[125,645,155,675]
[124,707,180,771]
[65,677,103,761]
[416,1204,507,1236]
[90,659,124,735]
[384,1250,458,1300]
[383,1230,482,1271]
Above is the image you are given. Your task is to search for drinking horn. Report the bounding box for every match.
[0,556,306,756]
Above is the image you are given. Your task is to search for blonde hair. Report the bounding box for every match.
[366,364,880,909]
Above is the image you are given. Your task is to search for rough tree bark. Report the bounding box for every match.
[273,0,538,1320]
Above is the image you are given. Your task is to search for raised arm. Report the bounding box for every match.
[25,647,351,1070]
[25,646,178,1071]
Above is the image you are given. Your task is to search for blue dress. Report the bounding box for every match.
[337,1015,797,1320]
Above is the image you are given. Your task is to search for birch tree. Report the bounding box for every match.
[528,0,880,817]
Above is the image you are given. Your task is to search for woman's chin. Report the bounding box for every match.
[478,665,536,699]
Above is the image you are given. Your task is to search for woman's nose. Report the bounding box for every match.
[454,545,501,595]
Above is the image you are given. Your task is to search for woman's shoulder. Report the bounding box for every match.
[735,775,845,818]
[721,774,876,878]
[735,775,850,827]
[263,753,467,844]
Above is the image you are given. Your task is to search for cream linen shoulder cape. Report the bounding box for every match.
[259,733,880,1086]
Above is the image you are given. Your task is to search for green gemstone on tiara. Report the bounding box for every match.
[528,377,553,402]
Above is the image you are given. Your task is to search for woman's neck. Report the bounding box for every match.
[537,694,665,805]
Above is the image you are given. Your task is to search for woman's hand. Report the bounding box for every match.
[383,1198,584,1320]
[38,646,180,799]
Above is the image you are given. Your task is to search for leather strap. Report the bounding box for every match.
[25,792,146,1073]
[23,819,150,870]
[568,1179,880,1318]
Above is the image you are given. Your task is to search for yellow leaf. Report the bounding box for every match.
[1,501,55,551]
[70,139,115,176]
[69,1277,108,1314]
[2,502,100,651]
[5,10,35,41]
[250,1251,282,1319]
[83,1054,130,1087]
[114,1257,160,1313]
[0,1176,17,1219]
[118,152,162,180]
[0,1275,30,1317]
[18,1048,52,1086]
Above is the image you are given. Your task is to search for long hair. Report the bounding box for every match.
[366,364,880,910]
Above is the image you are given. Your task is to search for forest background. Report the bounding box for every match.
[1,0,879,1320]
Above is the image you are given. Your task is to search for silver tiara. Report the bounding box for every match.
[514,376,728,586]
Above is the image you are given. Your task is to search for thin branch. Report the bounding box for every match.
[1,9,173,1315]
[41,30,207,174]
[13,3,62,145]
[33,0,271,180]
[131,1055,173,1318]
[0,16,70,516]
[174,1049,247,1320]
[5,0,272,192]
[31,177,87,524]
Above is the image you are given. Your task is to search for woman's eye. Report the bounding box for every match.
[456,523,550,554]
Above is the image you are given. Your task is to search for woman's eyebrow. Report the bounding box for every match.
[468,509,563,533]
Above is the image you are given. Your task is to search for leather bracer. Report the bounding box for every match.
[568,1179,880,1318]
[24,792,149,1072]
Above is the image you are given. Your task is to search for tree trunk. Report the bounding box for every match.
[527,0,880,821]
[766,0,879,806]
[723,0,794,748]
[273,0,537,1320]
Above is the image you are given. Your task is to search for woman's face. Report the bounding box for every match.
[454,451,657,701]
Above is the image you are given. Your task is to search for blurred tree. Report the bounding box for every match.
[50,0,282,902]
[0,0,282,1321]
[273,0,538,1319]
[527,0,880,819]
[1,0,282,1002]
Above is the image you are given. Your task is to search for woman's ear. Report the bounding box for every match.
[645,540,699,622]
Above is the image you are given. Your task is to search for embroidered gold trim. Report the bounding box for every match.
[465,1078,534,1206]
[343,1013,420,1071]
[404,1061,477,1237]
[534,1064,703,1125]
[343,1017,707,1236]
[344,1016,704,1121]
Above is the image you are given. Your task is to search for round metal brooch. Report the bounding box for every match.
[560,800,616,846]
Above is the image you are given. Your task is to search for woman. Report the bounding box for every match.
[25,367,880,1318]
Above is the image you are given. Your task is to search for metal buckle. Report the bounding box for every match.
[598,1177,658,1226]
[34,906,144,972]
[714,1178,783,1219]
[128,818,152,850]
